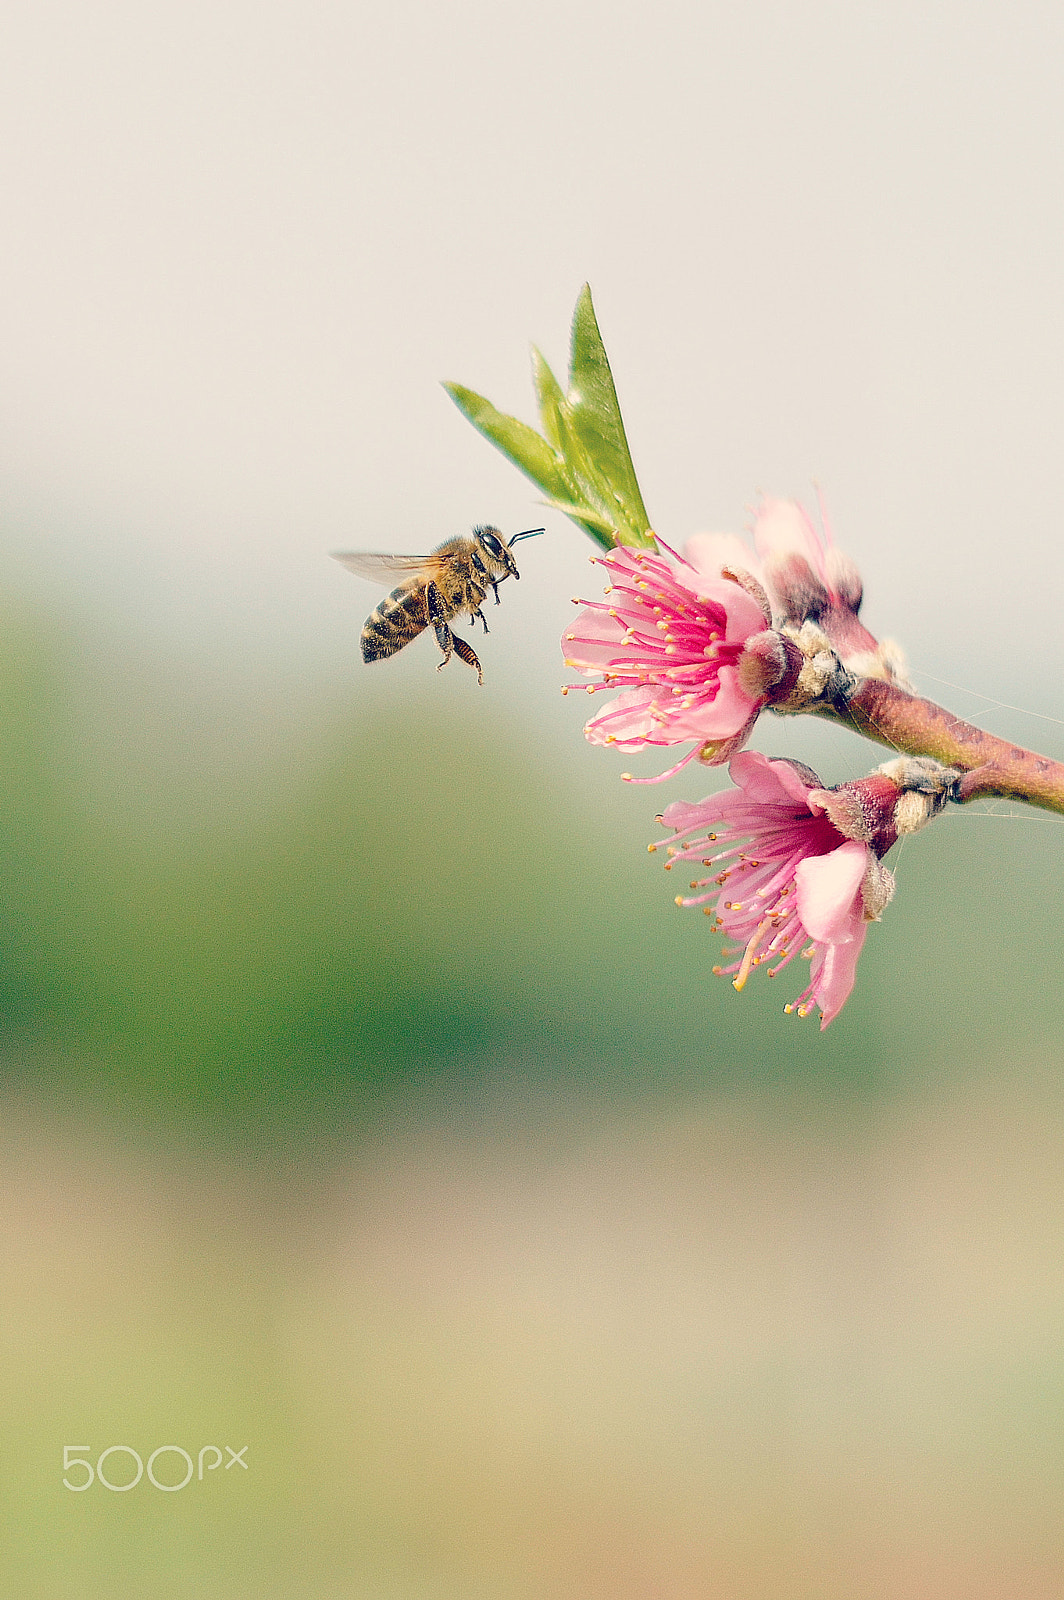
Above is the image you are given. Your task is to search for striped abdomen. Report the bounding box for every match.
[361,583,430,663]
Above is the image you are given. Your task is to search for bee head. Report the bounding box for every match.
[473,525,544,581]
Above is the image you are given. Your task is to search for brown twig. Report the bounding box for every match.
[814,677,1064,817]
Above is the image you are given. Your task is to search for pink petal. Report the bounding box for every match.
[794,840,868,942]
[658,793,727,832]
[810,922,868,1029]
[728,750,816,808]
[562,610,636,669]
[751,497,826,580]
[683,532,765,587]
[583,687,660,746]
[721,584,775,642]
[679,664,759,738]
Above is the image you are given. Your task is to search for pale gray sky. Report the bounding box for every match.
[1,1,1062,722]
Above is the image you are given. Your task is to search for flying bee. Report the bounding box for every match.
[332,524,544,684]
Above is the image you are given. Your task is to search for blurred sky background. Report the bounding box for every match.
[3,2,1064,1595]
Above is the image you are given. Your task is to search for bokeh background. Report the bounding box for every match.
[3,2,1064,1594]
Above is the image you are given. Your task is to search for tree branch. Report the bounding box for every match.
[814,677,1064,815]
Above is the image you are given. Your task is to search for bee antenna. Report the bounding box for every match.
[509,527,546,544]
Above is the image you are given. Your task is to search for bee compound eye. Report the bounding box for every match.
[479,530,505,559]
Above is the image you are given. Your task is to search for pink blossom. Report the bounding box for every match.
[562,542,772,774]
[686,495,880,665]
[653,750,896,1029]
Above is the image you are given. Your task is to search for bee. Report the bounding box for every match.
[332,524,544,684]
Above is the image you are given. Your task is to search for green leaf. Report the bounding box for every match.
[541,499,621,541]
[529,347,567,454]
[443,383,571,503]
[566,285,653,543]
[445,287,656,551]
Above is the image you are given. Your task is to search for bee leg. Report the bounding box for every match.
[490,582,501,605]
[432,619,455,671]
[470,606,489,635]
[451,634,484,685]
[425,581,454,671]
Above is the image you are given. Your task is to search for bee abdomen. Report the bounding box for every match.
[361,585,429,663]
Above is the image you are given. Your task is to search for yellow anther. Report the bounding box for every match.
[732,922,767,992]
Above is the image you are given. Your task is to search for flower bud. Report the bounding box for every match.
[736,629,804,702]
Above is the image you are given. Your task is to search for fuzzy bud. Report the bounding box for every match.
[814,773,904,857]
[875,756,960,832]
[814,756,960,860]
[736,629,804,703]
[860,856,896,921]
[762,622,856,714]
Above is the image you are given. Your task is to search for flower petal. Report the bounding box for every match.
[583,686,660,746]
[810,922,868,1029]
[726,750,822,809]
[794,840,868,943]
[751,497,827,578]
[684,532,765,587]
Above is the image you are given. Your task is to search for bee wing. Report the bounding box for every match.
[332,551,443,583]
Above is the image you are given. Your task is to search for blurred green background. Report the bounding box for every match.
[4,1,1064,1595]
[3,585,1064,1598]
